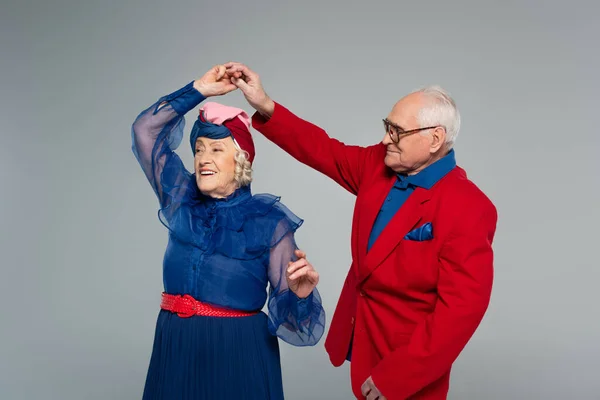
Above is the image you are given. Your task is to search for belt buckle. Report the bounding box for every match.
[176,294,197,318]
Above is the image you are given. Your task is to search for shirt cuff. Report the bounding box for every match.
[159,81,206,116]
[289,290,314,321]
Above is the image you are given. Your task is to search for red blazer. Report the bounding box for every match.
[253,103,497,400]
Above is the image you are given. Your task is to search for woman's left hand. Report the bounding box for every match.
[286,249,319,299]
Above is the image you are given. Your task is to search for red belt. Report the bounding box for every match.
[160,293,258,318]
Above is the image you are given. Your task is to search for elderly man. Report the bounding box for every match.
[225,62,497,400]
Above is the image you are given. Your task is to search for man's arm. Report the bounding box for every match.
[254,103,381,195]
[226,62,382,195]
[371,198,497,399]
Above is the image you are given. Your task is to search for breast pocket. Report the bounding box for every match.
[400,239,433,259]
[395,239,439,291]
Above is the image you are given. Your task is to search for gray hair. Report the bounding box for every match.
[415,85,461,147]
[233,148,253,187]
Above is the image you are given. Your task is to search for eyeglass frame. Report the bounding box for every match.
[382,118,441,143]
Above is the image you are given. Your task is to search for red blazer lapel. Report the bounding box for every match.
[358,187,433,284]
[356,175,396,268]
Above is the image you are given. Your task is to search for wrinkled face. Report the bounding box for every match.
[194,136,238,198]
[381,93,446,174]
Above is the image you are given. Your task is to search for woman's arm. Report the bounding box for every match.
[131,65,237,219]
[266,220,326,346]
[131,82,204,209]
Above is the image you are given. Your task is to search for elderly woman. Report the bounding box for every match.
[131,65,325,400]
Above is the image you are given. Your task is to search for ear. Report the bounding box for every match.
[429,126,446,153]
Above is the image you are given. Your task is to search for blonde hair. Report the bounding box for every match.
[233,149,253,187]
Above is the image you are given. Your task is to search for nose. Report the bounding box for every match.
[196,152,212,166]
[382,132,393,145]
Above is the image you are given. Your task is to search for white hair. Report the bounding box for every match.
[415,85,461,147]
[233,146,253,187]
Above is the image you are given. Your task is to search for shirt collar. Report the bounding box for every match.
[395,149,456,190]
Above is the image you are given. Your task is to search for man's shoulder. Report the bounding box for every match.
[363,143,391,173]
[437,166,496,215]
[366,142,387,161]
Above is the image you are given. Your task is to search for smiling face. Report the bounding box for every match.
[194,136,238,198]
[381,92,447,175]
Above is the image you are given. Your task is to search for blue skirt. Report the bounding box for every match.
[142,310,284,399]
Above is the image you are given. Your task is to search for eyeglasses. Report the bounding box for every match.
[382,118,439,143]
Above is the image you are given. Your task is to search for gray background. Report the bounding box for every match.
[2,0,599,399]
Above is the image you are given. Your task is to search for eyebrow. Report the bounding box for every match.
[196,141,227,150]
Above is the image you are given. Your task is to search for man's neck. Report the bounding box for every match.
[406,147,450,176]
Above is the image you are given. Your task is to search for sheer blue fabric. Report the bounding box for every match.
[131,82,325,346]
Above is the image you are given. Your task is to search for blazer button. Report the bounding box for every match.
[351,317,355,325]
[359,290,365,297]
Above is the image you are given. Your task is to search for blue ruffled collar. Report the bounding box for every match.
[184,185,281,231]
[201,185,253,208]
[159,181,303,259]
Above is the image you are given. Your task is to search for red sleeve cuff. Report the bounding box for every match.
[251,102,293,131]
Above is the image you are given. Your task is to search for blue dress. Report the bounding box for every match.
[131,82,326,399]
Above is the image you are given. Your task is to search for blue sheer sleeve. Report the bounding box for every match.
[266,220,326,346]
[131,82,205,222]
